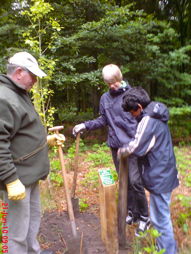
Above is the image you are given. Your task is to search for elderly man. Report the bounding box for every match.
[0,52,64,254]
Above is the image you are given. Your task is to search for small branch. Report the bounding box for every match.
[59,233,68,251]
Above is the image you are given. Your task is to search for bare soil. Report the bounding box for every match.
[39,208,134,254]
[39,210,106,254]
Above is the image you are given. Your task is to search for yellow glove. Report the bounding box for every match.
[47,134,66,146]
[6,179,26,200]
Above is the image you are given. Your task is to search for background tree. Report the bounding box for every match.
[20,0,62,127]
[0,0,191,139]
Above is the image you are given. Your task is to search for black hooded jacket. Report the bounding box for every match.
[84,82,137,148]
[125,101,179,194]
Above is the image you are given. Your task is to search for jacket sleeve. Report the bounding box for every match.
[84,96,108,130]
[0,99,18,184]
[124,116,156,156]
[114,112,137,139]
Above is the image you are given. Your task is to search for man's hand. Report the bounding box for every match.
[72,123,86,136]
[117,147,130,159]
[6,179,26,200]
[47,134,66,146]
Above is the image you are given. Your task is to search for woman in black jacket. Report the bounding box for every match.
[73,64,149,236]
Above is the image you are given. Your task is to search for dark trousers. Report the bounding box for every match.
[111,148,149,218]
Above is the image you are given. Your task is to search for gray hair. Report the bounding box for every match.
[7,64,19,75]
[102,64,123,82]
[7,64,28,75]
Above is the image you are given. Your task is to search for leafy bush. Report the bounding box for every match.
[49,158,64,187]
[86,143,112,167]
[67,139,87,159]
[133,228,165,254]
[174,146,191,235]
[79,198,89,212]
[58,105,94,123]
[81,143,117,189]
[169,106,191,142]
[81,167,99,189]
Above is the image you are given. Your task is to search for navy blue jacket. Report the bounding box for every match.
[84,83,137,148]
[124,102,179,194]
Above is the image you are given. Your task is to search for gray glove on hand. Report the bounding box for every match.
[117,147,130,159]
[72,123,86,136]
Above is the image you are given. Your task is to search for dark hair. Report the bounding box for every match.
[122,87,151,112]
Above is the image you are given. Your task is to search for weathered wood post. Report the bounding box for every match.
[118,157,128,249]
[99,169,119,254]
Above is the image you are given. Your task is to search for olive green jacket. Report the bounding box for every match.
[0,75,50,189]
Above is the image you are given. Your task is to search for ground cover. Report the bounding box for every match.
[39,141,191,254]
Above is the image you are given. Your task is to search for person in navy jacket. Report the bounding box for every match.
[73,64,149,235]
[118,86,179,254]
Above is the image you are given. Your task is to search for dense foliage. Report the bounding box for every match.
[0,0,191,139]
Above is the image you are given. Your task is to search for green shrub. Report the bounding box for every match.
[81,167,99,188]
[81,143,116,189]
[79,198,89,212]
[58,105,94,123]
[133,228,165,254]
[174,146,191,235]
[86,143,112,167]
[49,158,64,186]
[67,139,87,159]
[169,106,191,142]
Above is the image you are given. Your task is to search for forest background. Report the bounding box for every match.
[0,0,191,140]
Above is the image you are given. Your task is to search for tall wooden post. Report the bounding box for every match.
[99,169,119,254]
[118,157,128,248]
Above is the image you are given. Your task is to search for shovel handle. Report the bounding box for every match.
[71,133,80,198]
[49,125,77,237]
[57,145,77,237]
[48,125,64,132]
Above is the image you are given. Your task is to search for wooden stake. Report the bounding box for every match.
[118,157,128,248]
[99,169,119,254]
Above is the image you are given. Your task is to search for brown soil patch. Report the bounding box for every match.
[39,210,106,254]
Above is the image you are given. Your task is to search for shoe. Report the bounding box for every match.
[135,216,150,236]
[126,211,138,225]
[40,250,54,254]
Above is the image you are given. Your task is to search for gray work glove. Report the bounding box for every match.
[72,123,86,136]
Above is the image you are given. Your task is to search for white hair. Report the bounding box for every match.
[102,64,123,82]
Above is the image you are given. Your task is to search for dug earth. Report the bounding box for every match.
[39,210,130,254]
